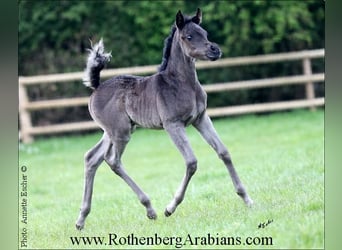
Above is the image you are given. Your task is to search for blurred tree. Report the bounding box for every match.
[19,0,324,74]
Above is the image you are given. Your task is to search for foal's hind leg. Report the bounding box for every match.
[76,133,110,230]
[193,113,253,206]
[104,136,157,220]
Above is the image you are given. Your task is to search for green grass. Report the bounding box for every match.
[19,109,324,249]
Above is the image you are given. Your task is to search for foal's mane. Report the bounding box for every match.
[158,25,177,72]
[158,16,194,72]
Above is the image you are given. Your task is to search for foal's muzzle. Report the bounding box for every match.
[206,43,221,61]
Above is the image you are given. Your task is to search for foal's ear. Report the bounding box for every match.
[192,8,202,25]
[176,10,185,30]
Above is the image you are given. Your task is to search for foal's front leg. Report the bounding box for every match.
[193,113,253,206]
[164,122,198,216]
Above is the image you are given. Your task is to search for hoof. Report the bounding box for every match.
[245,197,254,207]
[75,222,84,230]
[240,194,253,207]
[147,209,157,220]
[164,209,172,217]
[237,191,253,207]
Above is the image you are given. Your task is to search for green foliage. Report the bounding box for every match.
[19,0,324,74]
[19,109,324,249]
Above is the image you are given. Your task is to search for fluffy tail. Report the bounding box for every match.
[83,39,112,89]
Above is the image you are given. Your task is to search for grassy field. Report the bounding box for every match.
[18,109,324,249]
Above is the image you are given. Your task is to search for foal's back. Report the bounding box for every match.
[89,74,163,130]
[89,70,206,132]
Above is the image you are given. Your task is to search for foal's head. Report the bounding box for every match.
[175,8,221,61]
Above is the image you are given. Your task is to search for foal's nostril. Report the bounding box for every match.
[206,43,221,60]
[210,45,217,52]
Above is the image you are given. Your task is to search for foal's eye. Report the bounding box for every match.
[186,35,192,41]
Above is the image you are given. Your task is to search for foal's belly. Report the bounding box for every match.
[125,95,163,129]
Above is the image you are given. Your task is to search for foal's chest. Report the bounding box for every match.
[186,84,207,123]
[165,82,207,125]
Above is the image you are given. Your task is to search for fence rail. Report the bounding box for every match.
[19,49,325,143]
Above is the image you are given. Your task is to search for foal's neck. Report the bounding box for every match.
[165,32,198,84]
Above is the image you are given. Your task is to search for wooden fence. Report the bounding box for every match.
[19,49,325,143]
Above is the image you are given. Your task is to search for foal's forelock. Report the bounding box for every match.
[159,12,202,72]
[159,13,221,71]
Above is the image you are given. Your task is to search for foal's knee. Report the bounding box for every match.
[103,148,120,173]
[104,154,122,176]
[109,163,122,176]
[186,158,198,176]
[84,149,92,163]
[218,150,232,164]
[84,151,99,173]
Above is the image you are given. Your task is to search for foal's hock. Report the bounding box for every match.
[76,8,253,230]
